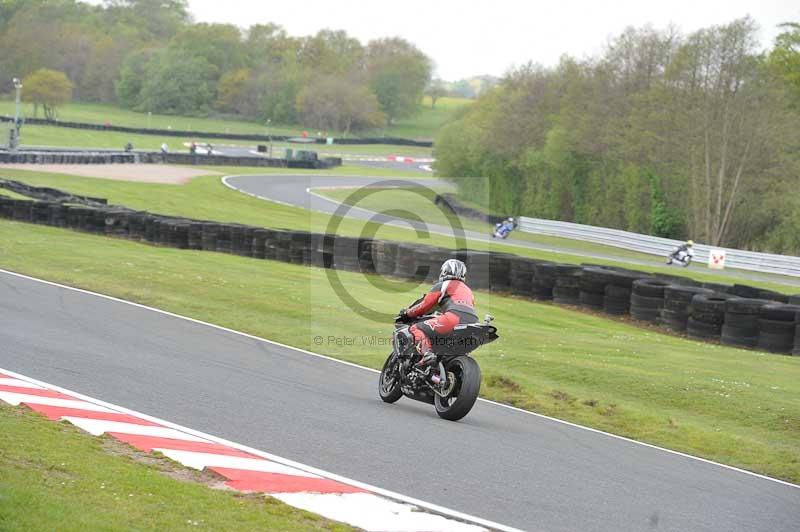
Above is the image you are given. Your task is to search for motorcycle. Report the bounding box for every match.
[492,222,514,239]
[666,248,693,267]
[378,307,498,421]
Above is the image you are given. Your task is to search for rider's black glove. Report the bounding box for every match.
[398,308,409,321]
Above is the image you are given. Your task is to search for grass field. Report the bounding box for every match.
[0,404,352,531]
[1,219,798,484]
[12,125,435,157]
[0,97,470,141]
[1,167,796,292]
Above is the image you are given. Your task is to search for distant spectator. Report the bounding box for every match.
[161,142,169,154]
[124,142,133,152]
[189,142,197,154]
[205,143,213,155]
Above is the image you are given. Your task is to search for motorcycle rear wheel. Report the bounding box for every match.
[379,353,403,403]
[434,356,481,421]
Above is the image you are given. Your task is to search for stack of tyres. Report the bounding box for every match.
[273,231,293,262]
[659,286,714,332]
[127,212,146,241]
[756,304,800,354]
[32,201,53,224]
[48,203,66,227]
[357,240,378,273]
[372,240,399,276]
[531,263,557,300]
[452,250,490,290]
[157,219,173,247]
[215,224,233,254]
[600,270,646,316]
[288,231,311,264]
[489,253,514,293]
[240,227,256,257]
[331,236,360,271]
[308,233,334,268]
[251,229,268,258]
[414,248,450,284]
[794,311,800,356]
[0,197,12,218]
[187,221,205,250]
[721,298,771,348]
[103,209,130,237]
[228,225,247,256]
[393,243,421,280]
[687,294,731,340]
[508,257,538,297]
[630,279,671,323]
[578,267,614,310]
[143,214,160,244]
[552,265,583,305]
[201,223,220,252]
[89,209,109,234]
[262,229,281,260]
[789,295,800,305]
[11,200,33,222]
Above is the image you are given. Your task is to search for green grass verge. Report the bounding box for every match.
[0,404,352,531]
[0,97,469,141]
[1,167,796,292]
[14,125,434,157]
[1,219,798,484]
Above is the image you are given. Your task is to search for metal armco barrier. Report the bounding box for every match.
[517,217,800,278]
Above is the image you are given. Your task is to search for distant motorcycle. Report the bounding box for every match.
[492,219,515,239]
[666,247,693,267]
[379,305,498,421]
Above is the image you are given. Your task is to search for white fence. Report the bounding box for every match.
[517,217,800,278]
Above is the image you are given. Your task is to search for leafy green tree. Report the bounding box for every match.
[425,79,448,108]
[22,68,73,119]
[296,77,385,135]
[137,50,218,115]
[769,22,800,106]
[169,23,247,75]
[366,38,432,122]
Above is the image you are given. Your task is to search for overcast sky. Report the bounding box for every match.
[185,1,797,80]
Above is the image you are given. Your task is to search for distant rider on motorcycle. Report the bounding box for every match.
[668,240,695,264]
[399,259,479,368]
[493,217,515,238]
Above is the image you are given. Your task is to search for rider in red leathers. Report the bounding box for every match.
[399,259,479,367]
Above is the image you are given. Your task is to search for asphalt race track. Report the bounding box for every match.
[2,270,798,531]
[224,173,800,287]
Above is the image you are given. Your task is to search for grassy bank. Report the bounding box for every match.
[1,220,799,483]
[13,125,434,157]
[0,97,469,141]
[0,404,351,531]
[1,167,797,293]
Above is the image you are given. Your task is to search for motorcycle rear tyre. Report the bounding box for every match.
[435,356,481,421]
[379,353,403,403]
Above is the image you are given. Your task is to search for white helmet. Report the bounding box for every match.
[507,217,514,222]
[686,240,694,247]
[439,259,467,282]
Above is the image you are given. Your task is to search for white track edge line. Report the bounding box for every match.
[0,364,516,532]
[2,268,800,493]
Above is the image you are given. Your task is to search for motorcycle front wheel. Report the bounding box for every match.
[434,356,481,421]
[379,353,403,403]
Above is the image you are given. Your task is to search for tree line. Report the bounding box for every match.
[0,0,433,134]
[436,18,800,254]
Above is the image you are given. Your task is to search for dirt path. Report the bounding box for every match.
[0,164,220,184]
